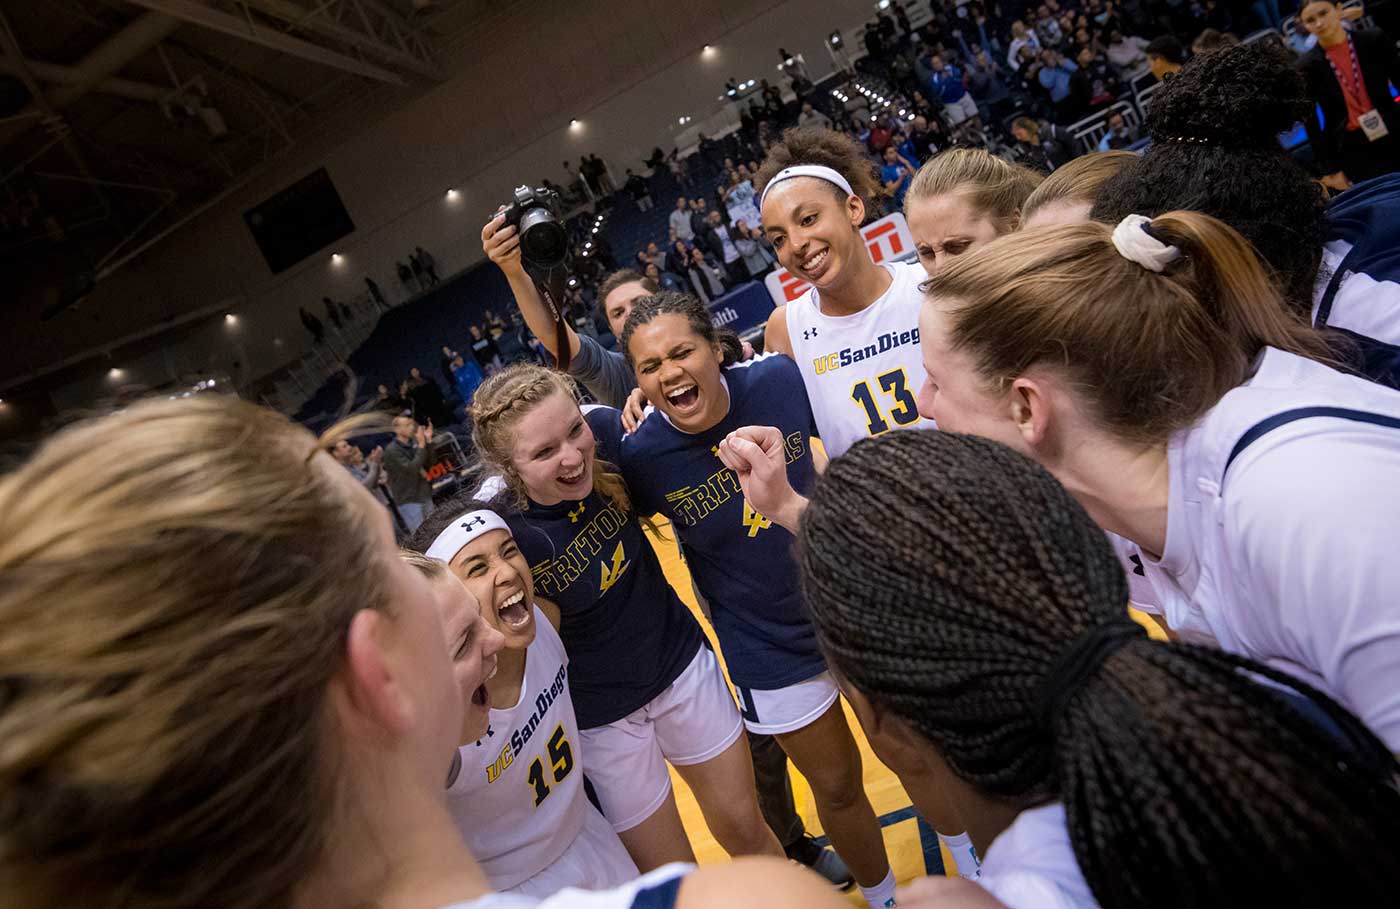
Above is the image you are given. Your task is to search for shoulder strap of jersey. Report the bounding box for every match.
[629,875,683,909]
[1222,406,1400,482]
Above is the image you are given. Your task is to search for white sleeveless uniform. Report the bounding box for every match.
[976,803,1097,908]
[448,607,636,896]
[1107,348,1400,750]
[784,260,936,458]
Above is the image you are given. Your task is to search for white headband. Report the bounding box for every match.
[758,165,855,209]
[1111,214,1181,273]
[426,509,512,563]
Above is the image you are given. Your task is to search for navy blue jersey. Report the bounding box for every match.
[506,419,704,728]
[605,353,826,690]
[1319,173,1400,389]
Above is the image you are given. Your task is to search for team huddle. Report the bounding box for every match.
[3,40,1399,909]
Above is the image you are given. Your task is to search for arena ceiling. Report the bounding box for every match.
[0,0,482,326]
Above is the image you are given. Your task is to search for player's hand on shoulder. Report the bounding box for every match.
[676,856,850,909]
[896,875,1006,909]
[621,387,653,433]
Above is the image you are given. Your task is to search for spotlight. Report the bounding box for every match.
[728,89,737,98]
[828,30,842,49]
[330,253,343,264]
[569,118,581,129]
[224,313,238,325]
[877,0,891,9]
[567,277,579,288]
[445,188,459,199]
[108,367,124,380]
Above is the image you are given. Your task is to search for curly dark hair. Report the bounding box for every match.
[754,127,881,207]
[619,291,743,368]
[797,429,1400,909]
[1092,41,1327,316]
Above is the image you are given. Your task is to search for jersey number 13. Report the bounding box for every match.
[851,368,919,436]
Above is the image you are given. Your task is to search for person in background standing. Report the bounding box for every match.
[734,219,775,278]
[322,296,342,332]
[382,414,436,533]
[408,252,427,292]
[364,275,390,312]
[1298,0,1400,189]
[299,306,325,344]
[880,145,917,209]
[396,259,415,295]
[469,324,503,373]
[670,195,695,241]
[415,245,440,285]
[625,169,654,210]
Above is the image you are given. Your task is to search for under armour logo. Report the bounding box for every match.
[461,516,486,531]
[568,504,586,523]
[1128,553,1146,577]
[473,723,496,747]
[803,328,818,340]
[710,445,720,456]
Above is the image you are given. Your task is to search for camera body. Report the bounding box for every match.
[500,185,568,271]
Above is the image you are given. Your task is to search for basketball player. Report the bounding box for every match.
[404,508,639,897]
[467,369,788,874]
[915,210,1400,753]
[0,395,857,909]
[609,292,898,909]
[901,148,1042,276]
[751,129,983,876]
[797,429,1400,909]
[752,128,936,460]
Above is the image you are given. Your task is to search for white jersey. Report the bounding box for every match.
[448,608,585,891]
[1109,348,1400,749]
[785,260,935,459]
[978,803,1096,909]
[445,863,693,909]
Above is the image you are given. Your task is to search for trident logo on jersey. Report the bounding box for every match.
[598,542,630,593]
[763,212,917,305]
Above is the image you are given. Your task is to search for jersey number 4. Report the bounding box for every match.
[851,368,919,436]
[526,725,575,808]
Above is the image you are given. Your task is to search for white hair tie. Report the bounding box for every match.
[426,509,512,563]
[1111,214,1181,272]
[758,164,855,210]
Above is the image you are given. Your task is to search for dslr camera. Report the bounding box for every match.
[500,185,567,272]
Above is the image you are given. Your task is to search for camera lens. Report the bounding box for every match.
[518,208,568,267]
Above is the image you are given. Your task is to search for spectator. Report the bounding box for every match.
[375,381,406,414]
[588,153,616,194]
[625,169,654,210]
[330,438,384,496]
[1078,47,1123,107]
[364,275,389,312]
[1010,116,1077,172]
[1036,49,1083,119]
[414,246,439,285]
[1298,0,1400,188]
[1036,5,1066,47]
[638,241,666,272]
[1106,29,1150,70]
[929,54,980,127]
[408,252,426,291]
[686,246,728,303]
[967,50,1014,121]
[689,196,711,238]
[1146,35,1186,81]
[670,195,695,241]
[406,366,452,426]
[449,351,484,405]
[1096,110,1140,150]
[382,415,435,533]
[484,308,508,338]
[1021,149,1140,228]
[1191,27,1240,55]
[706,210,747,284]
[880,145,917,207]
[298,306,325,344]
[867,115,895,153]
[645,261,685,292]
[395,259,414,295]
[666,238,693,275]
[733,218,775,277]
[322,296,342,331]
[798,102,832,129]
[468,323,502,373]
[1007,19,1043,68]
[439,344,459,386]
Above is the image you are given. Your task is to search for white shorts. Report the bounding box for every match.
[944,93,979,125]
[735,671,840,736]
[506,804,640,899]
[580,645,744,832]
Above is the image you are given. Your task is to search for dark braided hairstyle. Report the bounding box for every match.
[619,291,743,369]
[797,430,1400,909]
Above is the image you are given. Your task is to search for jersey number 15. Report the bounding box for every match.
[851,368,919,436]
[526,725,575,808]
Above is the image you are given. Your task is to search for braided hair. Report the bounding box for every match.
[797,430,1400,909]
[619,291,743,370]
